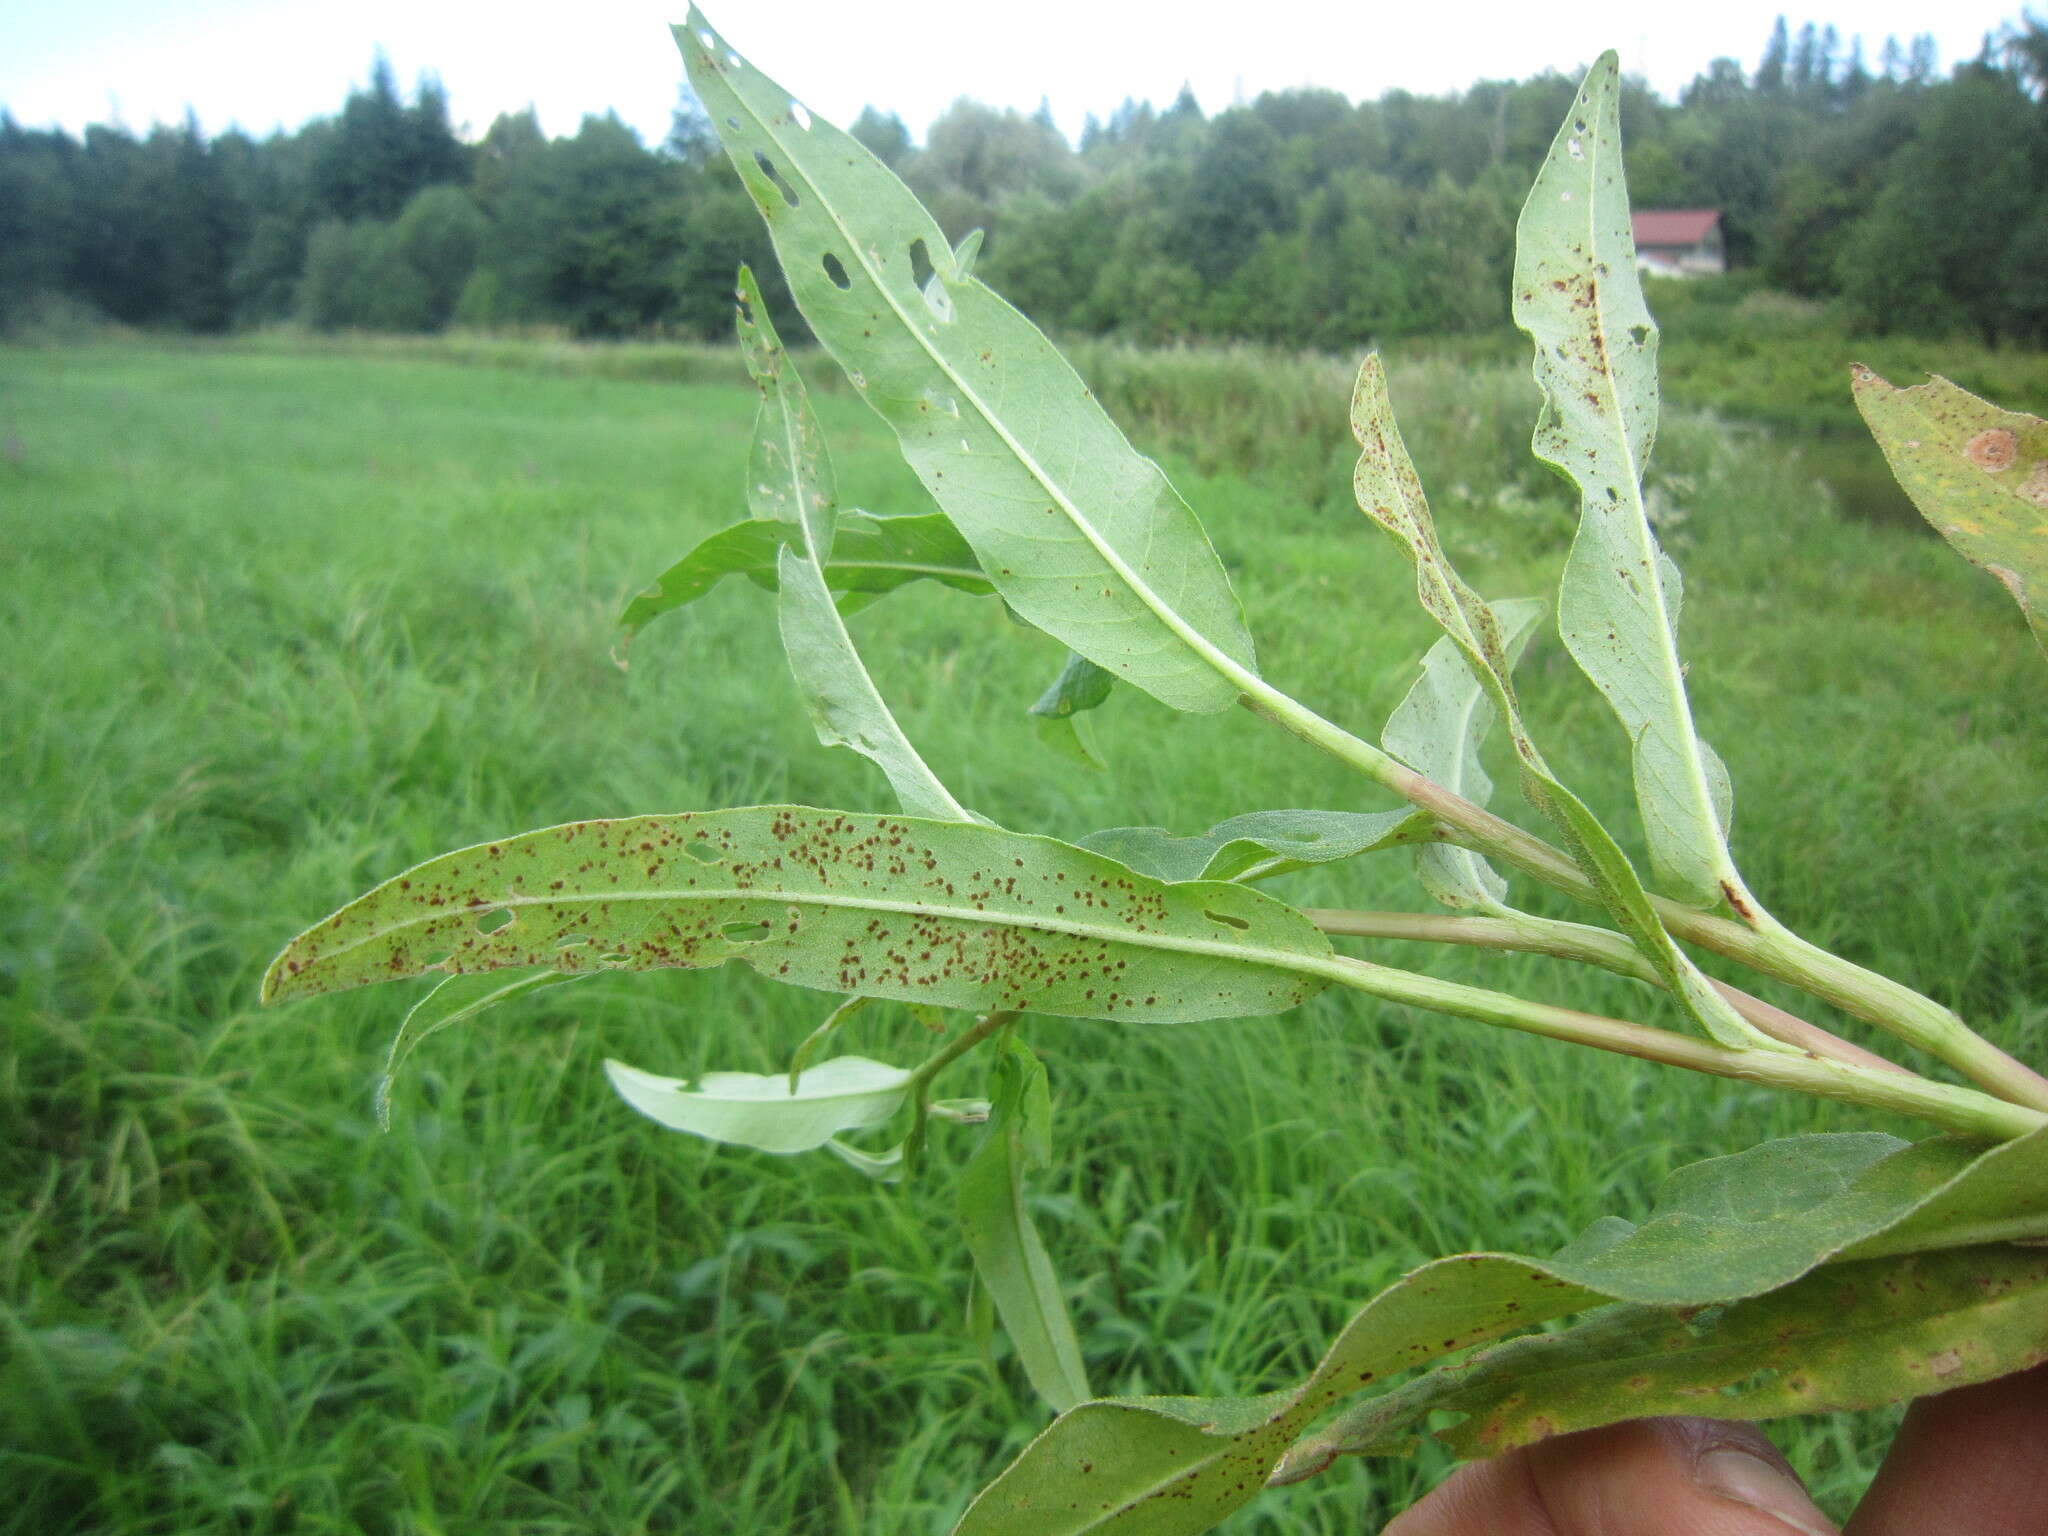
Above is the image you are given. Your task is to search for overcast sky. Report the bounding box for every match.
[4,1,2032,149]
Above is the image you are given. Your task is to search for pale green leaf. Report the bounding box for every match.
[374,968,586,1130]
[778,547,971,821]
[1382,598,1545,910]
[823,1135,905,1180]
[1512,54,1740,911]
[260,807,1334,1026]
[1352,354,1770,1051]
[724,264,973,823]
[959,1038,1091,1413]
[1852,368,2048,657]
[679,11,1257,713]
[1080,809,1424,885]
[606,1054,910,1153]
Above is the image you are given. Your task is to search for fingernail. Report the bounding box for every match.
[1696,1447,1837,1536]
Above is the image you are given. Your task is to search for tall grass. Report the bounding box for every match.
[3,336,2042,1533]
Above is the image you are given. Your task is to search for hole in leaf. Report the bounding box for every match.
[720,919,773,943]
[476,908,514,934]
[698,27,714,46]
[725,49,742,68]
[822,252,852,290]
[726,115,740,129]
[1203,909,1252,931]
[683,842,724,865]
[597,951,631,965]
[849,368,866,390]
[754,151,799,208]
[790,99,812,130]
[1628,324,1651,346]
[909,238,952,321]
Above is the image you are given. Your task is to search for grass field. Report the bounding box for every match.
[4,334,2044,1534]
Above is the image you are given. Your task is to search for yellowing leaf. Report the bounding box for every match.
[1852,368,2048,658]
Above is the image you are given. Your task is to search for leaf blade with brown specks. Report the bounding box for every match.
[260,808,1334,1026]
[1852,368,2048,658]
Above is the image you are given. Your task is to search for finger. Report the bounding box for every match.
[1383,1417,1836,1536]
[1845,1361,2048,1536]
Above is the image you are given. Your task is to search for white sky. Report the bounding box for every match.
[2,1,2031,149]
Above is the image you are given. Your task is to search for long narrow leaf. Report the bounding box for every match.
[958,1038,1091,1413]
[1513,55,1743,912]
[678,10,1257,713]
[260,807,1334,1026]
[1354,355,1770,1050]
[725,264,973,822]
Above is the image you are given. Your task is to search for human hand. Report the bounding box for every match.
[1381,1362,2048,1535]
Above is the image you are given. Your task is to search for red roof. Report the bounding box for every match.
[1632,209,1720,247]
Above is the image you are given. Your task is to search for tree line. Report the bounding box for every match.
[4,16,2046,347]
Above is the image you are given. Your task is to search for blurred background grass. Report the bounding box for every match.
[3,330,2043,1533]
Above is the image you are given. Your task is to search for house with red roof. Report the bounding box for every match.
[1631,209,1726,277]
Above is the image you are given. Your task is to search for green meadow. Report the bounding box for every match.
[4,334,2043,1534]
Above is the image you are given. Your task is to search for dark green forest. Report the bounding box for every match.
[6,16,2047,347]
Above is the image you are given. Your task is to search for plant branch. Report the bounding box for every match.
[1305,907,1908,1077]
[1310,952,2045,1143]
[904,1009,1016,1169]
[1234,687,2048,1112]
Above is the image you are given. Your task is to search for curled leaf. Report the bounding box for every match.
[1081,808,1424,884]
[606,1054,911,1153]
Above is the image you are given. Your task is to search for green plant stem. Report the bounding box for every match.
[1308,952,2045,1143]
[1306,908,1907,1076]
[1234,687,2048,1113]
[904,1009,1016,1169]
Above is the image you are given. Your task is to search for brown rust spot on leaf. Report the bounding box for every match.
[1967,428,2020,472]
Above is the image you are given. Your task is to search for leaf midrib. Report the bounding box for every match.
[289,880,1342,996]
[1564,94,1728,886]
[720,56,1255,697]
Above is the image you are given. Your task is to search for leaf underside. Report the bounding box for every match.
[1512,54,1740,912]
[678,9,1257,714]
[1352,354,1767,1051]
[605,1054,912,1153]
[262,807,1333,1027]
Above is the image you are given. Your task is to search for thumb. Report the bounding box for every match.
[1384,1417,1836,1536]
